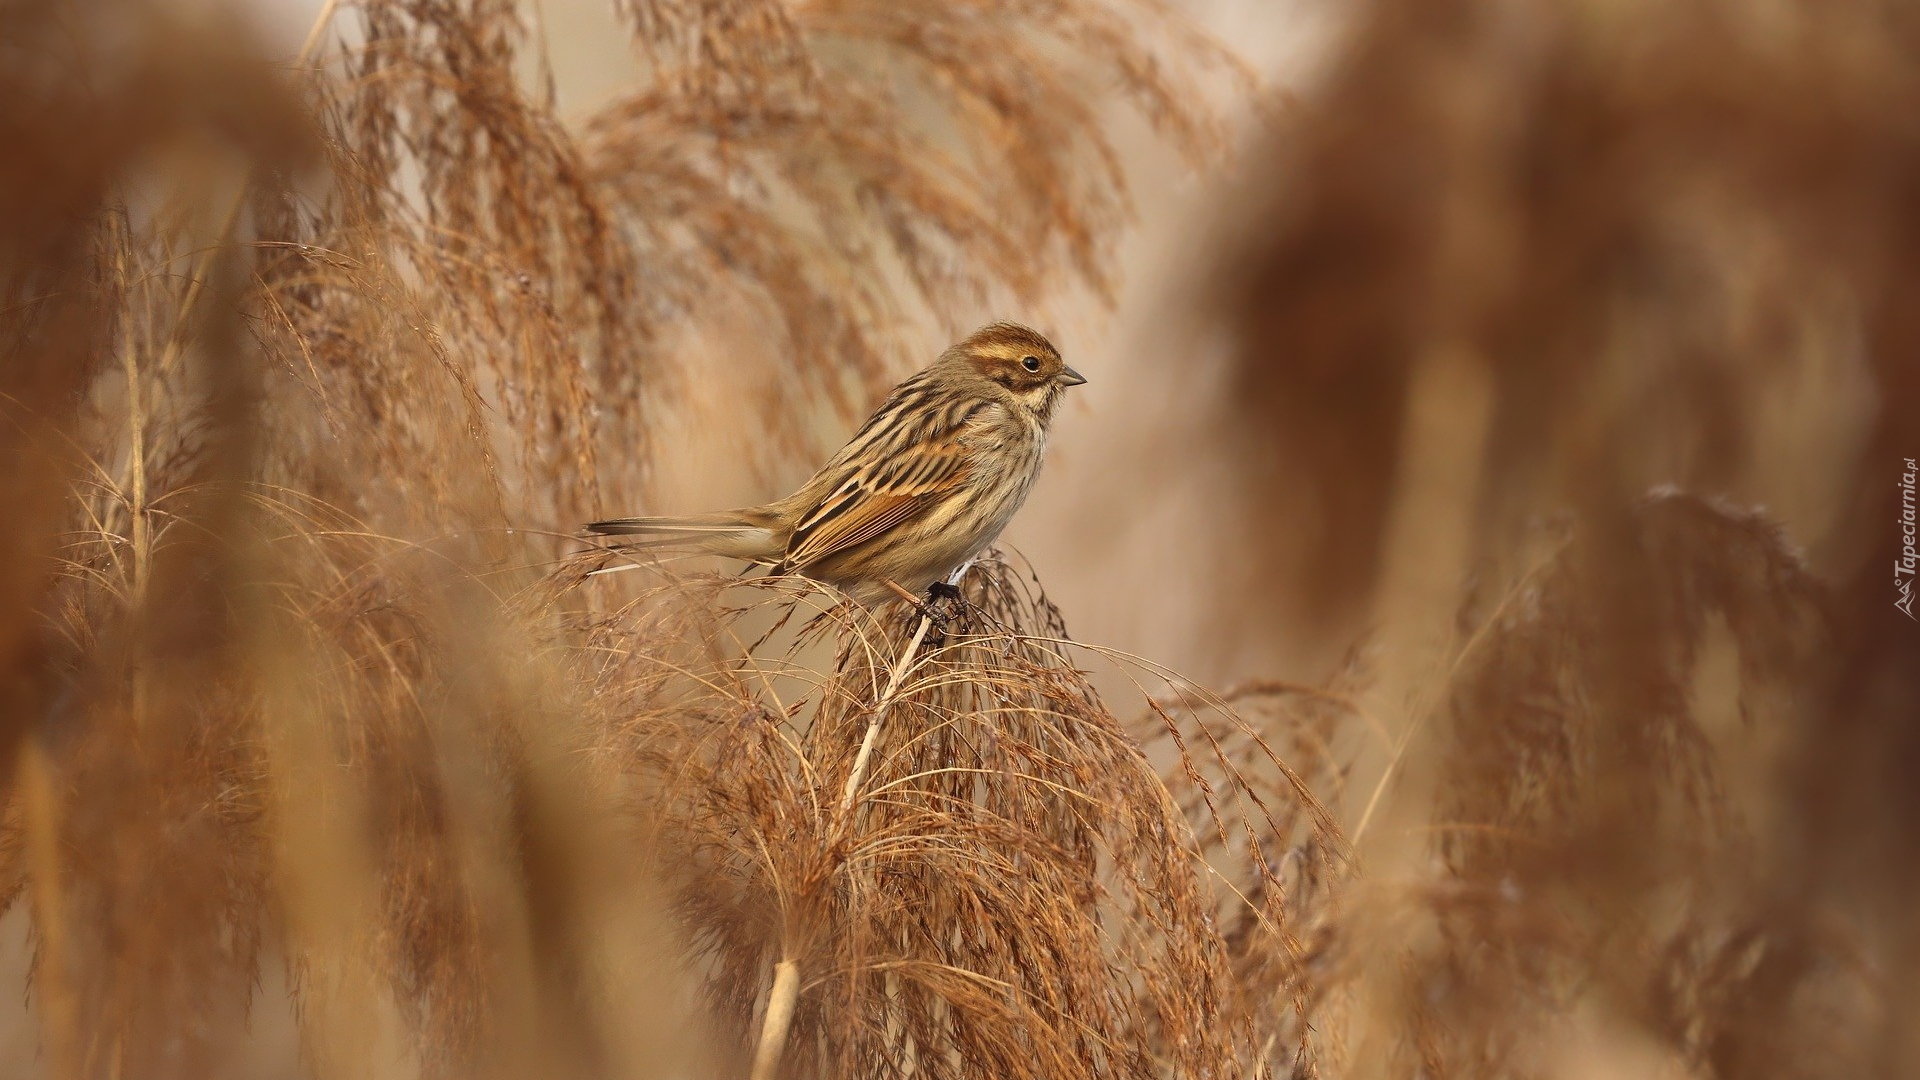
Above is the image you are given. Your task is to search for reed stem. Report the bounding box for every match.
[839,611,936,813]
[19,742,79,1080]
[751,604,936,1078]
[748,959,801,1080]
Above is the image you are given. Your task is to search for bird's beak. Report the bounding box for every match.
[1058,366,1088,386]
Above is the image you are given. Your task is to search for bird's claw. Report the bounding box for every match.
[918,581,980,647]
[888,579,971,646]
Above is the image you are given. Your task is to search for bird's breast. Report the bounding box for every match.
[957,405,1047,515]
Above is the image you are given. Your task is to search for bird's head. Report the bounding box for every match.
[951,322,1086,418]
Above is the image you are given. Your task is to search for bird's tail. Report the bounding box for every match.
[582,510,783,563]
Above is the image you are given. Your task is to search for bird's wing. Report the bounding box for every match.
[779,415,977,573]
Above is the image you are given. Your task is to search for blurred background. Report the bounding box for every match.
[2,0,1915,1077]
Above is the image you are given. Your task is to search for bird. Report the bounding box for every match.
[584,323,1086,606]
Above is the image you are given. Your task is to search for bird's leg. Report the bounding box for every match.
[883,579,952,640]
[924,579,983,636]
[916,582,958,647]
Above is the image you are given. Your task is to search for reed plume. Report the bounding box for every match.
[1193,0,1920,1075]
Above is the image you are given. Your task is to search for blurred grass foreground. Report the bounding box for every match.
[1,0,1916,1078]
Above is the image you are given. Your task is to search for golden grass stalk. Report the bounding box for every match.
[15,744,77,1080]
[748,958,800,1080]
[838,609,938,814]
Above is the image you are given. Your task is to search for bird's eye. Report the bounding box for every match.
[1021,355,1041,372]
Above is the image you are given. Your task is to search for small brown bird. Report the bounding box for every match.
[585,323,1085,605]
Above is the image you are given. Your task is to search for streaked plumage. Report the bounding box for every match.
[585,323,1085,604]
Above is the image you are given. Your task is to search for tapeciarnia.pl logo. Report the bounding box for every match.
[1899,457,1917,620]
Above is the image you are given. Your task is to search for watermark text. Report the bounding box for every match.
[1898,457,1916,619]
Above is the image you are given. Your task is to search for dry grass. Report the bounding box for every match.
[563,554,1346,1077]
[2,0,1295,1075]
[3,0,1916,1077]
[1199,1,1920,1076]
